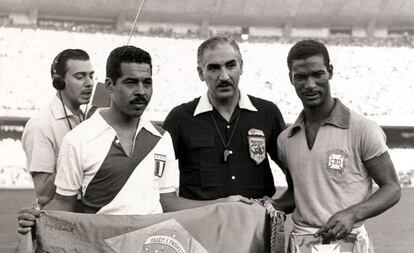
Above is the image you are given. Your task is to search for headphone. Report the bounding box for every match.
[51,52,66,90]
[51,51,76,130]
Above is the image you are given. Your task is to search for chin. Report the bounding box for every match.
[302,99,322,108]
[79,98,91,105]
[216,91,235,99]
[130,110,145,118]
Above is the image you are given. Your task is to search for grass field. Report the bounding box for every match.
[1,187,413,253]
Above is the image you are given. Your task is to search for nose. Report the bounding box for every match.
[304,77,316,89]
[219,66,230,81]
[84,76,94,87]
[133,82,146,95]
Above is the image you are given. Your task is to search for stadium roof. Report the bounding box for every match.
[1,0,413,28]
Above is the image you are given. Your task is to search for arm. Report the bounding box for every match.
[273,167,295,214]
[273,189,294,213]
[22,120,57,207]
[316,152,401,239]
[44,193,78,212]
[18,133,83,234]
[267,102,286,168]
[31,172,56,208]
[272,131,295,214]
[18,193,77,234]
[160,192,255,212]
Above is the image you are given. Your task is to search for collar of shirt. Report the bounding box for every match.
[88,109,162,140]
[193,90,258,116]
[50,95,76,120]
[288,98,351,137]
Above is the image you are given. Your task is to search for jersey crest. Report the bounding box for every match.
[154,154,167,177]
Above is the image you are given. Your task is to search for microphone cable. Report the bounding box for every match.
[58,91,74,130]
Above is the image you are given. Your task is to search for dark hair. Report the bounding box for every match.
[106,45,152,83]
[197,36,243,66]
[287,40,330,72]
[50,49,90,78]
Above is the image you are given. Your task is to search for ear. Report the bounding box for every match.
[328,64,333,79]
[105,77,114,92]
[197,66,205,81]
[288,72,293,84]
[239,60,243,76]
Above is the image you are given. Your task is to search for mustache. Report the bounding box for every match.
[218,80,233,87]
[130,95,148,104]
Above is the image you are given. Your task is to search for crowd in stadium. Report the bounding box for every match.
[0,26,413,188]
[1,26,413,121]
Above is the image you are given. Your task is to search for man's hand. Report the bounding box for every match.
[220,195,255,204]
[17,207,41,234]
[315,209,357,240]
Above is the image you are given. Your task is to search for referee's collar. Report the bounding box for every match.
[193,90,258,116]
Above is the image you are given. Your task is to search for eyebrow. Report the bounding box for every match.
[123,77,152,81]
[206,59,237,68]
[72,71,95,75]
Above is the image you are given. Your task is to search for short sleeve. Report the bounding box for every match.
[276,133,288,173]
[22,120,56,174]
[54,136,83,196]
[359,120,388,162]
[268,102,286,164]
[158,131,179,194]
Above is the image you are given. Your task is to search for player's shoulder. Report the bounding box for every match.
[64,114,103,143]
[24,107,55,132]
[278,125,292,140]
[151,121,166,135]
[349,109,380,131]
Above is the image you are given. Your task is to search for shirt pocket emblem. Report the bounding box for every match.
[328,153,344,170]
[154,154,167,177]
[326,149,348,180]
[248,128,266,165]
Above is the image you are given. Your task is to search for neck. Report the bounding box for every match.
[57,92,80,116]
[304,97,335,124]
[208,90,240,121]
[103,105,140,129]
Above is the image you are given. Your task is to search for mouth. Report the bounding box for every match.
[217,82,233,89]
[80,90,92,97]
[303,92,320,100]
[130,98,148,108]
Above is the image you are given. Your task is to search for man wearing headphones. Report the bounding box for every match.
[21,49,94,208]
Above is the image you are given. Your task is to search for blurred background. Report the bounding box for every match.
[0,0,413,252]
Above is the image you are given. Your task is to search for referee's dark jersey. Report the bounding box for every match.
[163,93,286,200]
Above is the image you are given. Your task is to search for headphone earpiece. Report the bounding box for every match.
[51,51,66,90]
[52,74,66,90]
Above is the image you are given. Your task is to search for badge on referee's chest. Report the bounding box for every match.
[154,154,167,177]
[248,128,266,165]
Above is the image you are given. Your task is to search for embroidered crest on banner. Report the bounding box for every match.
[143,228,188,253]
[154,154,167,177]
[326,149,348,180]
[248,128,266,165]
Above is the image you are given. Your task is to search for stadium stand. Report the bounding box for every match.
[0,27,413,122]
[0,3,413,253]
[0,26,413,188]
